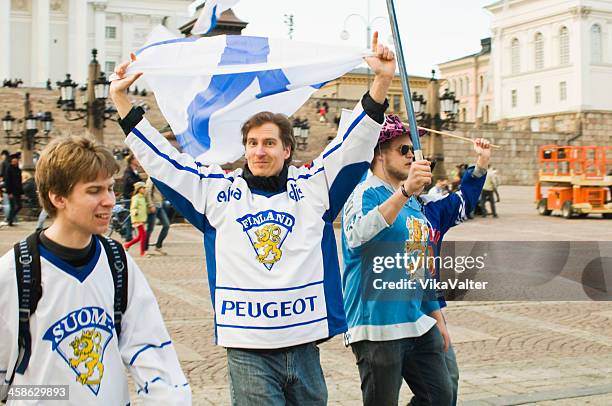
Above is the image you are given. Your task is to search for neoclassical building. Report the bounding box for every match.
[487,0,612,126]
[0,0,192,87]
[438,0,612,133]
[438,38,493,124]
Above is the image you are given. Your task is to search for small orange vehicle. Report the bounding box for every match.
[535,145,612,219]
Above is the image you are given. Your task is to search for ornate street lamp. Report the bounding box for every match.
[56,49,119,143]
[3,94,53,172]
[2,111,15,134]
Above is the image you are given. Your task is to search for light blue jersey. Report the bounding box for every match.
[341,174,440,344]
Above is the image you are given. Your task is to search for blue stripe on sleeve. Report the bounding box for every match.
[129,341,172,366]
[322,110,367,159]
[151,178,206,233]
[131,127,233,181]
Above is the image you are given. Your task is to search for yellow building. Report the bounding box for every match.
[314,67,430,120]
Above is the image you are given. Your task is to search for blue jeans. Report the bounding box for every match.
[145,206,170,248]
[444,344,459,406]
[226,342,327,406]
[351,326,452,406]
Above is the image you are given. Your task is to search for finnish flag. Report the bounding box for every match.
[125,30,366,165]
[189,0,240,35]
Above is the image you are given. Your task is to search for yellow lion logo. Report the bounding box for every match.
[254,224,283,264]
[69,329,104,385]
[405,217,432,276]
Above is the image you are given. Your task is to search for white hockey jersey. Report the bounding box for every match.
[125,101,382,349]
[0,237,191,405]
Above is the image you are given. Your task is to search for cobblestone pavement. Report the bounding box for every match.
[1,185,611,405]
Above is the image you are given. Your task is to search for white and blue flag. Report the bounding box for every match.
[189,0,240,35]
[123,30,366,164]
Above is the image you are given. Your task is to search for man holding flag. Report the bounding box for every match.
[110,32,395,404]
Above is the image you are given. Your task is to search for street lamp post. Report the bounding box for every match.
[2,93,53,173]
[411,70,459,180]
[56,49,115,144]
[340,1,388,88]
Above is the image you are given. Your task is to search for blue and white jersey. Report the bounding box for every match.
[422,167,486,307]
[125,101,383,349]
[341,174,440,344]
[0,237,191,405]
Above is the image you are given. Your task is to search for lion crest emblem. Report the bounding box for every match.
[405,216,434,277]
[43,306,114,395]
[237,210,296,270]
[69,329,105,385]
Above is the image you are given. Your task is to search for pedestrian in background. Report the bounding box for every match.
[124,181,148,256]
[121,155,141,240]
[145,177,170,256]
[2,154,23,227]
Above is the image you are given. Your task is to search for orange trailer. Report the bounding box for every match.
[535,145,612,219]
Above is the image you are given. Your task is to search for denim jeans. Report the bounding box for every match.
[226,342,327,406]
[145,206,170,248]
[351,326,452,406]
[444,344,459,406]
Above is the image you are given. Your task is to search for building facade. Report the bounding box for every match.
[438,38,493,124]
[487,0,612,127]
[314,67,430,120]
[1,0,192,87]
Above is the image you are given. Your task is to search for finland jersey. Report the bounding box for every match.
[0,237,191,405]
[125,101,382,349]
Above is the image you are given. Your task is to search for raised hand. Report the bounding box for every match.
[364,32,396,79]
[109,53,142,96]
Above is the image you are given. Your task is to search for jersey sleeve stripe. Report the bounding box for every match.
[129,340,172,366]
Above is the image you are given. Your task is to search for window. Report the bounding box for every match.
[511,89,517,108]
[105,26,116,39]
[559,81,567,101]
[479,75,484,93]
[511,38,520,74]
[393,95,401,112]
[534,32,544,70]
[458,78,463,97]
[465,77,470,96]
[559,27,569,65]
[105,61,116,74]
[591,24,602,63]
[534,85,541,104]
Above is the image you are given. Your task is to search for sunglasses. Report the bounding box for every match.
[397,144,437,170]
[398,145,414,156]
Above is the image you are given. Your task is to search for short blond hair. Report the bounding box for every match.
[35,136,120,217]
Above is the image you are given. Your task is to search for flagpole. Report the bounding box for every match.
[384,0,424,161]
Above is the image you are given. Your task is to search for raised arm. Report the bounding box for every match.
[109,56,226,232]
[305,33,396,219]
[424,138,491,234]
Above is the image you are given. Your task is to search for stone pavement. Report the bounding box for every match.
[0,185,611,405]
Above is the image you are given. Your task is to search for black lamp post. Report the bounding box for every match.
[56,49,117,144]
[2,93,53,172]
[410,70,459,180]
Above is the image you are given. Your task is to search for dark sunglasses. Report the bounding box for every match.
[398,145,414,156]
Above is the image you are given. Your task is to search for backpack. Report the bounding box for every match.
[6,232,128,387]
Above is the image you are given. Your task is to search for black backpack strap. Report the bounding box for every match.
[11,232,42,382]
[98,236,128,337]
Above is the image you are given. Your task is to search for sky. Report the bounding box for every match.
[231,0,495,78]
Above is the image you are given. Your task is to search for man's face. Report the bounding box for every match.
[438,179,448,189]
[53,174,116,236]
[380,135,414,182]
[10,158,18,166]
[245,122,290,177]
